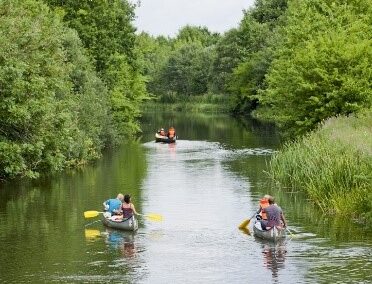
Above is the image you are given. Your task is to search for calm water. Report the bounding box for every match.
[0,111,371,283]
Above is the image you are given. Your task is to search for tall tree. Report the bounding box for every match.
[46,0,149,140]
[229,0,288,114]
[0,0,111,178]
[258,0,372,135]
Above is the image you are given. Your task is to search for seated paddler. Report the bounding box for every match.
[260,196,287,230]
[103,193,124,217]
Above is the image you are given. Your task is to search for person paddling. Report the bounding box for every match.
[260,196,287,230]
[103,193,124,217]
[167,127,176,139]
[121,194,141,219]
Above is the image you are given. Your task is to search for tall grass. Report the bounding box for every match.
[268,110,372,222]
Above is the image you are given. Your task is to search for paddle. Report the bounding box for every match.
[238,212,256,229]
[84,210,104,218]
[286,227,296,238]
[140,213,163,222]
[83,210,163,222]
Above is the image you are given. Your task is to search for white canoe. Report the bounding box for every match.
[102,216,138,231]
[253,220,286,241]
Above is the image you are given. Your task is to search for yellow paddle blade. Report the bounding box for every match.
[85,229,101,240]
[145,213,163,222]
[239,227,251,235]
[84,210,101,218]
[238,219,250,229]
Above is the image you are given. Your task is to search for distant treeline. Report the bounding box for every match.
[138,0,371,136]
[0,0,148,179]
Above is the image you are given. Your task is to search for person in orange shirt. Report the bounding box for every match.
[167,127,176,139]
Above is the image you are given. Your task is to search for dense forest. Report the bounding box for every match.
[0,0,148,179]
[1,0,371,181]
[139,0,371,136]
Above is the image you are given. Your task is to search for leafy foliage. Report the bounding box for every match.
[228,0,288,114]
[257,0,372,135]
[46,0,149,140]
[0,0,112,178]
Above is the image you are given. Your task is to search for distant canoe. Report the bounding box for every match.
[102,216,138,231]
[155,133,176,143]
[253,220,286,241]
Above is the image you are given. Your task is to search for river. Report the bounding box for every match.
[0,111,371,283]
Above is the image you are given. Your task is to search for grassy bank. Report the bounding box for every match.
[268,110,372,223]
[146,93,232,113]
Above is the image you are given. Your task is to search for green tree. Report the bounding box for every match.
[210,29,244,93]
[46,0,149,139]
[176,25,220,47]
[0,0,111,178]
[46,0,137,73]
[159,43,214,96]
[258,0,372,135]
[135,33,173,96]
[228,0,288,114]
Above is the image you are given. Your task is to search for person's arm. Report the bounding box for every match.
[256,206,262,215]
[281,212,287,228]
[103,200,109,211]
[131,204,141,216]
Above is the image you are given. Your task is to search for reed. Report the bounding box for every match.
[268,110,372,222]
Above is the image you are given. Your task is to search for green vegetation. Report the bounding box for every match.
[139,0,370,137]
[45,0,148,141]
[0,0,147,179]
[147,93,232,113]
[268,110,372,222]
[133,0,371,220]
[255,0,372,135]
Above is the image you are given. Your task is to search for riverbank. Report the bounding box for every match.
[268,110,372,224]
[146,93,232,113]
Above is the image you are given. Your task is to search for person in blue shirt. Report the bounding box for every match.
[103,193,124,216]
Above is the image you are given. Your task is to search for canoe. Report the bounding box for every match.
[155,133,176,143]
[102,215,138,231]
[253,220,286,241]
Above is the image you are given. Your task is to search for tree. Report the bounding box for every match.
[229,0,288,114]
[210,29,244,93]
[46,0,149,139]
[0,0,111,178]
[257,0,372,135]
[176,25,220,47]
[159,43,214,96]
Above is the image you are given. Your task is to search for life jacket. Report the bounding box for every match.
[259,198,269,220]
[168,128,175,138]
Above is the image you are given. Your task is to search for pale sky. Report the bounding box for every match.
[132,0,255,37]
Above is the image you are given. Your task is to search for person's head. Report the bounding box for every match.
[117,193,124,201]
[161,128,164,131]
[264,194,271,200]
[124,194,131,204]
[268,196,275,205]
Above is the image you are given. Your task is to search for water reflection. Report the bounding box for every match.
[256,239,287,282]
[104,229,137,258]
[85,229,101,241]
[0,111,371,283]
